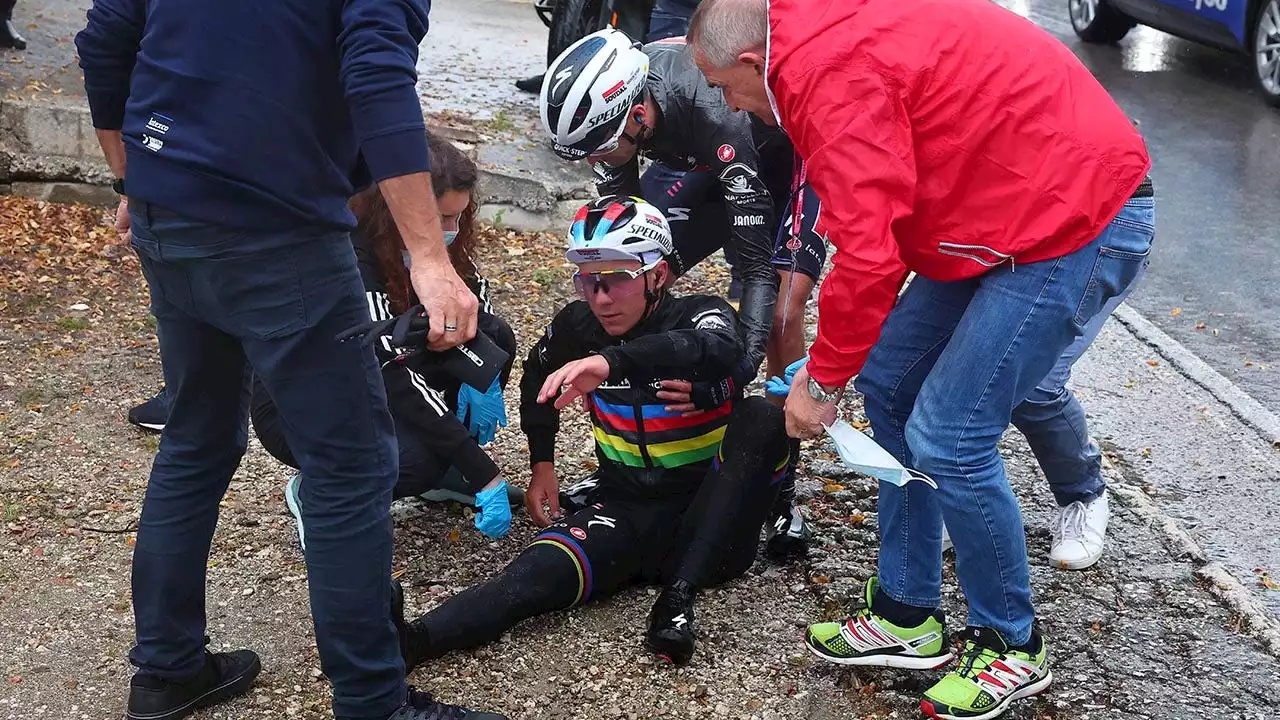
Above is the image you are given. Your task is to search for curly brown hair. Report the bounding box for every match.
[349,132,481,315]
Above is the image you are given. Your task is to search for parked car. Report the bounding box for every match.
[1068,0,1280,106]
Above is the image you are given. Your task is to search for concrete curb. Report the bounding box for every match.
[1108,476,1280,658]
[0,99,112,186]
[1112,304,1280,447]
[0,97,595,231]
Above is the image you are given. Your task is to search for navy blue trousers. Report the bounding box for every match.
[127,200,404,720]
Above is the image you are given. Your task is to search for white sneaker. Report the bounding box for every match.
[1048,489,1108,570]
[284,473,306,551]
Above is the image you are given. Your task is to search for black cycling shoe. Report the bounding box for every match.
[128,389,170,433]
[392,579,434,673]
[514,73,544,94]
[765,459,812,562]
[765,503,812,562]
[126,647,261,720]
[646,579,697,665]
[389,686,509,720]
[1,19,26,50]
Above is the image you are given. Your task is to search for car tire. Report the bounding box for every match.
[1068,0,1137,43]
[1254,0,1280,106]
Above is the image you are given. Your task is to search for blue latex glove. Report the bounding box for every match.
[457,377,508,445]
[474,480,512,539]
[765,356,809,398]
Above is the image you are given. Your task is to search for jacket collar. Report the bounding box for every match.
[763,0,784,129]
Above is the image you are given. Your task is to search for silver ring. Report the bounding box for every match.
[443,324,458,332]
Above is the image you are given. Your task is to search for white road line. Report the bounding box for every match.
[1113,304,1280,447]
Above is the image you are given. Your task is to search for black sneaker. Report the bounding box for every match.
[389,686,509,720]
[646,579,697,665]
[1,19,26,50]
[391,579,432,673]
[128,390,170,433]
[514,74,544,94]
[126,647,261,720]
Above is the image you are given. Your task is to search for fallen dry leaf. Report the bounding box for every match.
[1170,307,1182,317]
[1145,359,1159,367]
[822,483,844,493]
[1195,321,1207,330]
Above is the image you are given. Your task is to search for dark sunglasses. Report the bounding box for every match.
[571,262,658,300]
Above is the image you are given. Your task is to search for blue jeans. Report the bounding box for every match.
[1010,259,1146,506]
[127,201,404,720]
[854,196,1154,644]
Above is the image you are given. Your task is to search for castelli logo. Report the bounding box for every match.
[717,143,735,162]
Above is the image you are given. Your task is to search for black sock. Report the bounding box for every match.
[872,586,935,628]
[1009,628,1043,655]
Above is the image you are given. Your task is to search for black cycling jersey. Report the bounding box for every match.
[591,38,788,371]
[520,291,750,498]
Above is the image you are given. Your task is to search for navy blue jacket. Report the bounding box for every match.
[76,0,431,231]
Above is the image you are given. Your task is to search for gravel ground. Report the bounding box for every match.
[1,194,1277,720]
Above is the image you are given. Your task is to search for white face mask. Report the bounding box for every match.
[823,420,938,489]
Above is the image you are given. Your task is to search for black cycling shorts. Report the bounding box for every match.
[532,494,690,604]
[770,192,828,281]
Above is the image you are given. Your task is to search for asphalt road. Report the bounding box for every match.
[996,0,1280,415]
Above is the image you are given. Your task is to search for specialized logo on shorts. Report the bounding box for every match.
[717,143,736,163]
[570,527,587,540]
[587,514,617,530]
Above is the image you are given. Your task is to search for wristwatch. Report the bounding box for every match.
[807,376,841,403]
[111,178,126,195]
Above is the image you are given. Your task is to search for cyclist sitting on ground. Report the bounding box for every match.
[250,134,520,544]
[395,196,792,668]
[538,27,825,558]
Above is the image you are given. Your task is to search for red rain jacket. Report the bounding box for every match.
[765,0,1152,387]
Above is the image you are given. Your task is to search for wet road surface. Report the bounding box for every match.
[999,0,1280,414]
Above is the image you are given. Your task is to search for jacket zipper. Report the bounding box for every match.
[937,242,1016,272]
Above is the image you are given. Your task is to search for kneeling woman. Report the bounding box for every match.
[250,134,520,542]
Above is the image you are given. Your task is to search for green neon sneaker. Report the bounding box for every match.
[804,577,954,670]
[921,627,1053,720]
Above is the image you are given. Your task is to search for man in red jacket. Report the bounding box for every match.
[688,1,1154,718]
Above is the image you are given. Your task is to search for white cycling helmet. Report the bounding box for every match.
[540,28,650,161]
[566,196,673,264]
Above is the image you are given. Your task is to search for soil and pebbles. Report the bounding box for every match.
[1,195,1276,720]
